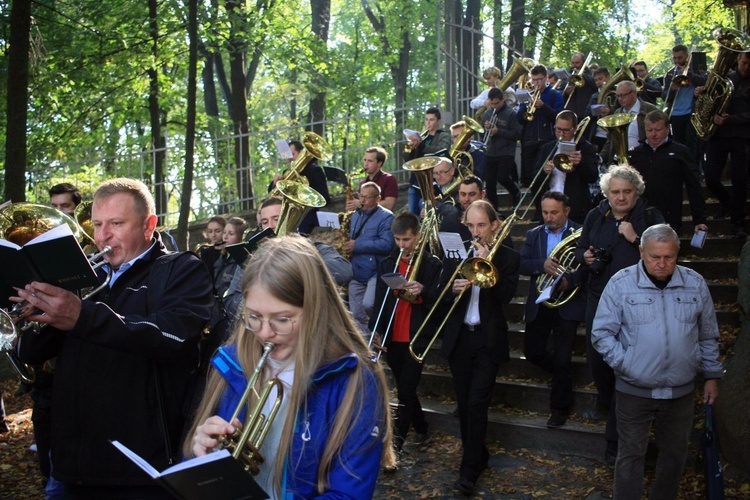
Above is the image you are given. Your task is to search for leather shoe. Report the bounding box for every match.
[547,411,568,428]
[453,476,475,496]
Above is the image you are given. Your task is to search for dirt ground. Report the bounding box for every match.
[1,378,748,499]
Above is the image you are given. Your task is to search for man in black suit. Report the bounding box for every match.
[519,191,586,428]
[439,200,519,496]
[533,111,598,223]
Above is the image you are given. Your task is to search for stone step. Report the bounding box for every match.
[418,397,607,460]
[417,368,601,418]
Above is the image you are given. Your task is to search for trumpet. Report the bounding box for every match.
[482,111,498,144]
[404,129,428,154]
[524,89,540,122]
[218,342,284,475]
[409,214,516,363]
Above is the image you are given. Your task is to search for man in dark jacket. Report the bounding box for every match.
[518,65,564,187]
[574,165,664,465]
[533,110,598,223]
[440,200,519,495]
[369,212,442,453]
[520,192,586,428]
[628,109,708,234]
[705,51,750,238]
[18,178,214,498]
[482,88,522,209]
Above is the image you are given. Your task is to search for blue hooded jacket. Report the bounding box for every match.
[211,346,386,498]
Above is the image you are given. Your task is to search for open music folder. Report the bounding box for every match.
[112,441,269,500]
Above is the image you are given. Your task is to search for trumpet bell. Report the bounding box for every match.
[0,203,85,246]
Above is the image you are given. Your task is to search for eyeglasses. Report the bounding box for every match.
[616,90,634,98]
[554,126,573,133]
[241,312,297,335]
[531,77,545,83]
[434,169,452,176]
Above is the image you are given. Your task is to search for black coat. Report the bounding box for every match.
[519,223,586,323]
[628,137,706,230]
[20,237,214,486]
[369,247,443,346]
[574,197,664,297]
[439,240,520,364]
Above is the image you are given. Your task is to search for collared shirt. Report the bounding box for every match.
[544,222,569,258]
[648,137,668,152]
[104,241,157,287]
[620,99,641,149]
[549,166,566,194]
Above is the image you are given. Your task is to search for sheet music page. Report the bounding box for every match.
[439,232,468,260]
[316,211,340,229]
[275,139,294,160]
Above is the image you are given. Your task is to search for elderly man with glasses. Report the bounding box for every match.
[601,80,659,164]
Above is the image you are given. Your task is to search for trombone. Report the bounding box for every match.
[565,52,594,108]
[218,342,284,475]
[513,116,591,219]
[663,50,693,120]
[409,211,517,363]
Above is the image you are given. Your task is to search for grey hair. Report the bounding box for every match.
[616,80,637,93]
[641,223,680,248]
[600,164,646,196]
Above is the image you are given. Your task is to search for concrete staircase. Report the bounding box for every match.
[409,186,742,461]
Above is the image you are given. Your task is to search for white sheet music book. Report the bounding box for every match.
[275,139,294,160]
[439,232,468,261]
[316,211,340,229]
[403,129,423,142]
[590,104,608,117]
[556,141,576,156]
[515,89,531,103]
[535,273,563,304]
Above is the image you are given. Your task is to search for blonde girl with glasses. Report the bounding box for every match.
[185,236,395,498]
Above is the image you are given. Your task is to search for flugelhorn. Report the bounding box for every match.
[218,342,284,475]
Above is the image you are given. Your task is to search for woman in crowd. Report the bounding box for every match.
[213,216,247,296]
[186,236,395,498]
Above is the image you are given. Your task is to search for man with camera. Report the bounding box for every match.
[575,165,664,465]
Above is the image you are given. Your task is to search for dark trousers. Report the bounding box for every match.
[706,136,749,225]
[485,155,520,209]
[586,294,618,442]
[32,403,53,478]
[614,392,693,500]
[386,341,428,450]
[448,324,500,482]
[521,142,544,186]
[524,307,578,412]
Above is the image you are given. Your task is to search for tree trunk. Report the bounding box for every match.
[493,0,504,70]
[148,0,167,223]
[462,0,481,114]
[3,0,32,202]
[508,0,525,68]
[307,0,331,137]
[178,0,199,251]
[226,0,252,211]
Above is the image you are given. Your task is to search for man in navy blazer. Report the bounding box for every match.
[519,191,587,428]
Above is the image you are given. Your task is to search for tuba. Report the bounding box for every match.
[403,157,444,257]
[597,113,636,165]
[218,342,284,475]
[692,27,750,140]
[269,132,332,198]
[597,64,635,109]
[536,228,583,308]
[274,180,327,237]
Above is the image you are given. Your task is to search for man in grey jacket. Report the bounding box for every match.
[482,87,521,209]
[592,224,722,499]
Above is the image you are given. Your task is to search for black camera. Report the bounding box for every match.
[589,248,612,275]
